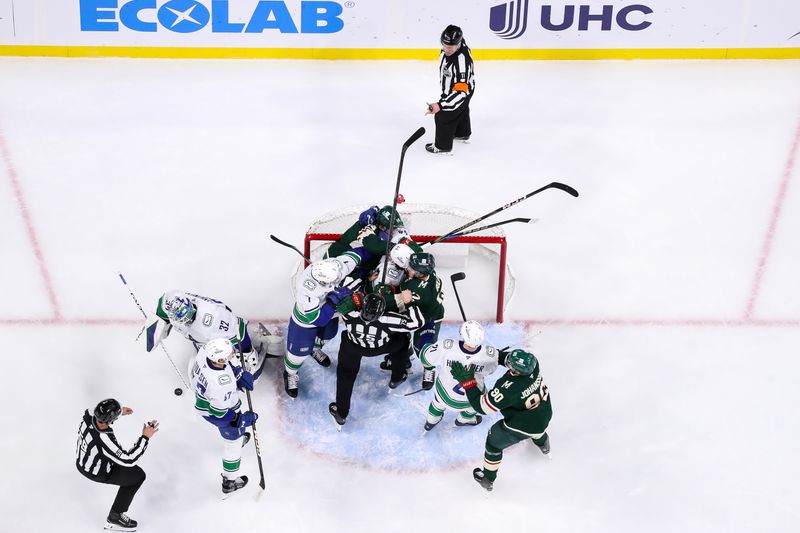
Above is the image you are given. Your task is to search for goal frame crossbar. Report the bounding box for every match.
[304,233,508,322]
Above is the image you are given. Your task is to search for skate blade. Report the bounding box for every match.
[104,523,137,532]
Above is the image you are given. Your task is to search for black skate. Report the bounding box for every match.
[455,415,482,427]
[533,433,550,455]
[380,355,412,371]
[311,348,331,368]
[425,143,451,154]
[105,512,137,531]
[424,419,440,431]
[221,473,249,495]
[472,468,494,492]
[388,371,408,389]
[421,367,435,390]
[455,135,471,143]
[283,370,298,398]
[328,402,346,428]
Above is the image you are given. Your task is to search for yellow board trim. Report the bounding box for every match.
[0,45,799,60]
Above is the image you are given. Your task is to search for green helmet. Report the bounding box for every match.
[506,349,538,375]
[408,252,435,275]
[376,205,403,229]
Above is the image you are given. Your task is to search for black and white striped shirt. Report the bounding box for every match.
[438,41,476,112]
[343,306,424,349]
[76,410,149,479]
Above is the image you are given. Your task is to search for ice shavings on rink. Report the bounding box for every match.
[274,322,528,471]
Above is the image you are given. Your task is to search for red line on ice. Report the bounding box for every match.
[0,128,62,321]
[744,115,800,319]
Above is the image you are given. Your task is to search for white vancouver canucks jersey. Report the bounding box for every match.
[189,348,241,419]
[292,255,358,328]
[420,339,499,407]
[158,291,246,346]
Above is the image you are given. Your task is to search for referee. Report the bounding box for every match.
[425,24,476,154]
[329,292,424,427]
[76,398,158,531]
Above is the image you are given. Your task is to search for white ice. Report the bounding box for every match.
[0,57,799,533]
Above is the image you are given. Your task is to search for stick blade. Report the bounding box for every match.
[451,272,466,282]
[403,127,426,149]
[548,182,580,197]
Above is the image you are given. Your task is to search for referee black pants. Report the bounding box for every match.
[335,331,410,419]
[85,465,146,514]
[434,93,473,151]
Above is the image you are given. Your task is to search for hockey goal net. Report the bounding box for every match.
[295,203,515,322]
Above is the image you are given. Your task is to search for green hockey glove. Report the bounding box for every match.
[335,291,364,315]
[450,361,478,390]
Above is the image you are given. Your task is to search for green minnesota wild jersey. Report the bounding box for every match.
[384,273,444,323]
[470,371,552,437]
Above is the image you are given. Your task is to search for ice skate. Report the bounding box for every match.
[455,415,482,427]
[455,135,471,143]
[328,402,346,430]
[380,355,412,371]
[421,367,435,390]
[425,143,452,154]
[533,433,550,455]
[388,371,408,389]
[472,468,493,492]
[424,418,440,431]
[104,512,137,531]
[221,474,248,497]
[311,347,331,368]
[283,370,299,398]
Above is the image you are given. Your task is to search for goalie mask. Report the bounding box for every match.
[390,243,413,269]
[311,258,343,286]
[203,338,235,366]
[94,398,122,425]
[165,295,195,325]
[360,293,386,323]
[506,349,538,376]
[460,320,485,348]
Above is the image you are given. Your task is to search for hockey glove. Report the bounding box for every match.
[335,291,364,315]
[450,361,478,390]
[234,367,255,391]
[327,286,353,306]
[358,206,379,226]
[233,411,258,429]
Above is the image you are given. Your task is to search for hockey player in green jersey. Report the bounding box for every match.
[380,252,444,384]
[450,349,552,492]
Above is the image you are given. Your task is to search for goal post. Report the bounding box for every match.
[297,204,516,323]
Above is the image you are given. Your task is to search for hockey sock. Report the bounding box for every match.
[426,403,444,425]
[284,353,305,374]
[222,437,243,479]
[483,443,502,481]
[457,410,478,424]
[532,434,548,447]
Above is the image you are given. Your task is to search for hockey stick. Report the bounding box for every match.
[421,218,535,246]
[236,342,266,494]
[117,272,191,392]
[427,182,579,246]
[269,234,310,262]
[450,272,468,321]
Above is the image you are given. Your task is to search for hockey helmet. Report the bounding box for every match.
[311,258,343,286]
[506,349,538,376]
[375,206,403,230]
[94,398,122,424]
[408,252,435,275]
[440,25,463,46]
[165,294,196,325]
[390,242,414,269]
[460,320,485,348]
[360,293,386,323]
[203,338,235,365]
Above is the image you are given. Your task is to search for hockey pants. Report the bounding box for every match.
[434,93,473,151]
[482,421,547,481]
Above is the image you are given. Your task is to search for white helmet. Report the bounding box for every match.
[311,258,343,286]
[389,243,413,269]
[202,338,234,365]
[460,320,485,348]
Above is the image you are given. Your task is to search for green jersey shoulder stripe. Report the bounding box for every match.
[156,296,169,321]
[342,250,362,265]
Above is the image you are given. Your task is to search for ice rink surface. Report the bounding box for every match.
[1,57,799,532]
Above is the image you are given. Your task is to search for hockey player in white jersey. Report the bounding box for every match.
[284,251,364,398]
[189,338,258,495]
[418,320,499,430]
[372,242,414,288]
[145,290,284,380]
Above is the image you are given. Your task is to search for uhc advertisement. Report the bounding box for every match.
[1,0,799,54]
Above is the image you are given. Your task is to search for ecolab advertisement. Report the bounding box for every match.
[1,0,799,48]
